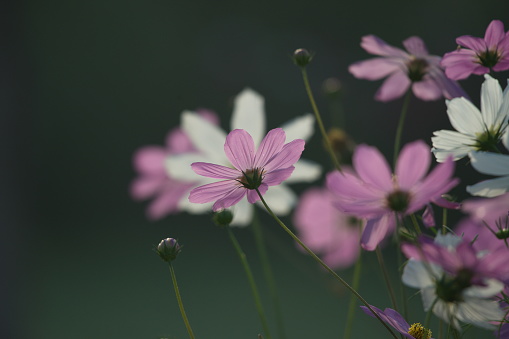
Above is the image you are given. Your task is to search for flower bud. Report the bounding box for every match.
[292,48,313,68]
[213,209,234,227]
[156,238,181,262]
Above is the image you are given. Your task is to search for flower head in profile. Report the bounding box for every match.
[293,187,363,269]
[327,140,458,250]
[360,304,433,339]
[130,110,218,220]
[349,35,465,102]
[402,234,505,330]
[165,88,321,226]
[442,20,509,80]
[189,128,304,211]
[432,74,509,163]
[467,130,509,197]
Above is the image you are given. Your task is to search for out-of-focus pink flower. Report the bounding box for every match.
[293,187,363,269]
[327,140,459,250]
[442,20,509,80]
[189,128,304,211]
[130,110,218,220]
[455,193,509,252]
[360,304,433,339]
[349,35,465,102]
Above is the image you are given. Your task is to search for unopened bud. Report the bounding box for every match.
[292,48,313,68]
[213,209,234,227]
[156,238,181,262]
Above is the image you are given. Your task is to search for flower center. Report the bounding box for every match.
[237,168,264,190]
[477,49,501,68]
[386,190,411,212]
[407,57,429,82]
[473,126,505,152]
[407,323,432,339]
[435,268,473,303]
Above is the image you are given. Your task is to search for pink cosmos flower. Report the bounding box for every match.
[442,20,509,80]
[293,187,363,269]
[130,110,218,220]
[326,140,458,251]
[349,35,465,102]
[189,128,305,211]
[360,305,434,339]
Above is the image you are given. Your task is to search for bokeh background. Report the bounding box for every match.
[3,1,509,338]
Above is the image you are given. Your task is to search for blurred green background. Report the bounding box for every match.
[3,0,508,338]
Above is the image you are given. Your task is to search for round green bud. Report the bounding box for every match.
[156,238,181,262]
[292,48,313,68]
[213,209,234,227]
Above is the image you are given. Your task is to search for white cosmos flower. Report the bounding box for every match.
[467,129,509,197]
[165,88,322,226]
[402,234,505,330]
[432,74,509,162]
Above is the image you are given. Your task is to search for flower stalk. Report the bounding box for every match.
[169,262,196,339]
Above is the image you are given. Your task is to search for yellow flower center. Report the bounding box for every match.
[408,323,432,339]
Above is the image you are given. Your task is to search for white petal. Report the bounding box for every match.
[446,97,485,135]
[494,77,509,128]
[463,279,504,298]
[181,111,228,165]
[165,153,206,182]
[402,260,441,289]
[431,129,477,162]
[256,184,297,216]
[467,176,509,197]
[231,88,266,145]
[434,233,462,248]
[480,74,503,128]
[230,198,253,226]
[503,126,509,150]
[284,159,322,184]
[280,114,315,142]
[469,151,509,175]
[431,298,460,329]
[178,195,213,214]
[456,297,504,329]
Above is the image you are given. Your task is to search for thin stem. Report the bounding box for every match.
[394,215,408,319]
[375,246,399,312]
[439,319,444,339]
[393,90,412,168]
[251,211,286,339]
[169,263,196,339]
[343,248,363,339]
[255,189,398,339]
[410,214,422,235]
[442,208,447,235]
[300,67,342,172]
[227,227,272,339]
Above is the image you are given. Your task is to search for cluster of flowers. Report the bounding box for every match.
[134,19,509,338]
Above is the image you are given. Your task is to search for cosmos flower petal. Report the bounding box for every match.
[466,176,509,197]
[401,260,438,289]
[481,74,503,127]
[213,187,247,211]
[432,129,477,162]
[284,159,321,184]
[447,97,485,135]
[353,144,393,191]
[182,111,228,164]
[132,146,167,174]
[280,114,315,142]
[191,162,240,179]
[412,76,442,101]
[382,308,412,334]
[326,170,383,201]
[396,140,431,189]
[178,195,214,214]
[254,128,286,168]
[349,58,403,80]
[455,298,504,330]
[426,66,468,99]
[231,88,266,145]
[361,214,395,250]
[130,176,166,200]
[442,50,485,80]
[360,35,408,57]
[469,151,509,175]
[224,129,256,171]
[402,36,428,56]
[264,139,305,172]
[147,189,185,220]
[375,71,411,102]
[259,184,296,215]
[246,183,268,204]
[263,167,295,186]
[165,153,209,182]
[189,180,239,204]
[484,20,506,48]
[456,36,487,50]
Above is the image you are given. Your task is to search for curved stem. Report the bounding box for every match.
[169,263,196,339]
[343,247,363,339]
[300,68,342,172]
[227,227,272,339]
[393,90,412,168]
[255,189,398,339]
[375,246,398,312]
[251,211,286,339]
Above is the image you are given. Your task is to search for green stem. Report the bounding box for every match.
[227,227,272,339]
[251,211,286,339]
[169,263,196,339]
[255,189,398,339]
[300,67,342,172]
[393,90,412,168]
[394,215,408,319]
[442,208,447,235]
[410,214,422,235]
[375,246,399,312]
[343,248,363,339]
